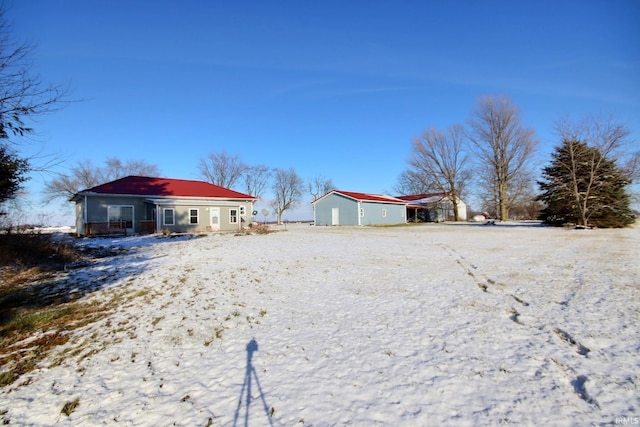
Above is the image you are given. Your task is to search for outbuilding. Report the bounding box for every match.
[397,193,467,222]
[312,190,407,226]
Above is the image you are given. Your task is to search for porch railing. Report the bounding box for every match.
[84,221,127,236]
[83,220,157,236]
[139,220,156,234]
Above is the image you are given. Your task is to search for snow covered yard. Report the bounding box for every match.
[1,222,638,426]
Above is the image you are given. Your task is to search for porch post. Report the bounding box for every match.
[155,204,160,233]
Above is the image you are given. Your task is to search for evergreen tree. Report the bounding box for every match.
[538,139,635,228]
[0,145,29,205]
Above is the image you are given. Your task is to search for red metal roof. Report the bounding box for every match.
[395,193,448,202]
[79,176,255,199]
[321,190,407,204]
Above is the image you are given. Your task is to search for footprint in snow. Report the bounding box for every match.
[553,328,590,356]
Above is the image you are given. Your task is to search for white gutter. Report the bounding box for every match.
[145,198,252,207]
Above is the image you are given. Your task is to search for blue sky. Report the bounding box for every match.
[9,0,640,223]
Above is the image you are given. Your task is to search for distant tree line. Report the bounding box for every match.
[44,158,161,201]
[195,149,332,224]
[396,95,638,228]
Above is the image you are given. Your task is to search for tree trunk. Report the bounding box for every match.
[499,182,509,221]
[451,192,460,221]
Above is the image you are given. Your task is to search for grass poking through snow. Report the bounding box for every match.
[0,232,144,387]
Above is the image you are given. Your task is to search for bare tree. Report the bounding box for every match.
[624,151,640,183]
[393,169,431,196]
[468,95,537,221]
[0,7,66,141]
[546,115,635,227]
[73,159,102,189]
[101,158,159,182]
[623,151,640,209]
[243,164,272,199]
[475,159,537,219]
[0,5,67,205]
[45,160,100,201]
[45,157,160,201]
[408,124,470,221]
[308,175,334,200]
[198,150,247,189]
[555,114,635,178]
[271,168,304,224]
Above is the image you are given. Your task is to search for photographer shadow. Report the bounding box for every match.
[233,339,274,427]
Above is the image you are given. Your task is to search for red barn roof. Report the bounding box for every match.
[395,193,448,202]
[77,176,255,199]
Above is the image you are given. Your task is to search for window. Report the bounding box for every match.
[189,209,199,224]
[382,209,387,217]
[230,209,238,224]
[163,208,175,226]
[360,208,364,217]
[107,206,133,228]
[240,206,245,216]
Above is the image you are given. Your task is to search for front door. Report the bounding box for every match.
[210,207,220,231]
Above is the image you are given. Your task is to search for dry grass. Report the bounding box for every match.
[241,224,276,235]
[0,233,116,387]
[60,397,80,416]
[0,233,81,272]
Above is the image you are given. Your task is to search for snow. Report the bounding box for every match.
[1,223,639,426]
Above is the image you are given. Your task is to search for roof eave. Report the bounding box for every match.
[72,192,256,201]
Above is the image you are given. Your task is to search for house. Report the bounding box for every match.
[71,176,257,236]
[396,193,467,222]
[312,190,407,226]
